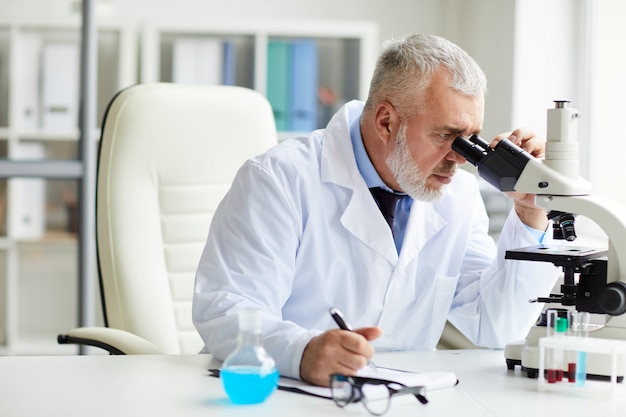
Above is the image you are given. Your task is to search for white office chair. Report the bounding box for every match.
[58,83,277,354]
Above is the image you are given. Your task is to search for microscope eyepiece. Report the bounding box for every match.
[469,134,492,149]
[451,135,532,192]
[451,135,488,166]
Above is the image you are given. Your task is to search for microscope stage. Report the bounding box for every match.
[505,245,607,267]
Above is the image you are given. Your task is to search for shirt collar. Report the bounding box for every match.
[349,115,407,195]
[350,115,390,191]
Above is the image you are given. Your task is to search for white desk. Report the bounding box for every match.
[1,350,625,416]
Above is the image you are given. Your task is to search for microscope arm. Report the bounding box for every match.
[515,158,592,196]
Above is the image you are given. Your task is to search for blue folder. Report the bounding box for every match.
[289,39,319,132]
[267,40,291,131]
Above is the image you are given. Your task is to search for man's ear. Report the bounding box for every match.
[373,101,400,146]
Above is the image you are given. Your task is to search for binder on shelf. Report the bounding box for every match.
[172,37,223,85]
[0,268,4,343]
[7,142,46,240]
[172,38,199,83]
[267,39,291,131]
[17,33,42,130]
[222,39,237,86]
[40,42,79,130]
[0,51,7,127]
[289,39,319,132]
[0,180,6,236]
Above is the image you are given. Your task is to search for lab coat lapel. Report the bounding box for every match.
[320,102,399,264]
[342,189,399,264]
[398,200,447,266]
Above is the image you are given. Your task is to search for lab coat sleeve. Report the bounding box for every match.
[449,206,561,348]
[192,159,321,379]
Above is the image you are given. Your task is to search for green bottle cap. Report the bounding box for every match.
[556,317,568,333]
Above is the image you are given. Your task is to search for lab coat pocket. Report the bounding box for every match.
[429,274,459,342]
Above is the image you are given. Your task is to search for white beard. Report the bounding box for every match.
[385,123,452,202]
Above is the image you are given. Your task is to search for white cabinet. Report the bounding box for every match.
[0,20,136,354]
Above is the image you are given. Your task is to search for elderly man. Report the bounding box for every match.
[193,33,559,386]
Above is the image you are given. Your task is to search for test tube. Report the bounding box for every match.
[545,310,557,383]
[546,310,568,383]
[570,311,590,386]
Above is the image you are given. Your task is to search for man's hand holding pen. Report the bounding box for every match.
[298,308,382,387]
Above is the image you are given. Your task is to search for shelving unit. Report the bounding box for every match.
[139,20,378,139]
[0,18,379,355]
[0,19,136,355]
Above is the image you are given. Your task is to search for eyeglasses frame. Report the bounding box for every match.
[329,374,428,416]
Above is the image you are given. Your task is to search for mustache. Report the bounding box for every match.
[433,161,458,175]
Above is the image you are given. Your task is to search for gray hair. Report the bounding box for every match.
[363,33,487,120]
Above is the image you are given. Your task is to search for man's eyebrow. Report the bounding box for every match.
[436,127,467,135]
[437,127,482,136]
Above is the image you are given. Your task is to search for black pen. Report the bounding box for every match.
[328,307,377,372]
[329,307,353,331]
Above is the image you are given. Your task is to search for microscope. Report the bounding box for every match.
[452,101,626,379]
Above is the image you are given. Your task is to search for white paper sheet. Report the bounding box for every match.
[278,365,458,398]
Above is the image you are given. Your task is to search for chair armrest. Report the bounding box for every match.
[58,327,164,355]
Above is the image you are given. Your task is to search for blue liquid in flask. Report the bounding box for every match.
[221,366,279,404]
[221,308,279,404]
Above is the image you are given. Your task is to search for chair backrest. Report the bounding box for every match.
[97,83,277,354]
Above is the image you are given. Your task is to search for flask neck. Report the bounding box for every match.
[239,330,262,347]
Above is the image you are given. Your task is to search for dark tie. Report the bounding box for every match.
[370,187,406,233]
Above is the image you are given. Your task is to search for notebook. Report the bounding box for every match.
[278,365,458,398]
[209,365,458,399]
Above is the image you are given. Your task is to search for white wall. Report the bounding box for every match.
[442,1,584,143]
[440,0,517,140]
[588,0,626,205]
[511,0,583,145]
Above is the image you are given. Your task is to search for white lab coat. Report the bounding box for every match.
[192,100,560,379]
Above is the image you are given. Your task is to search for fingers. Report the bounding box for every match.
[492,127,546,158]
[300,327,381,387]
[504,192,548,231]
[490,131,512,146]
[355,326,383,342]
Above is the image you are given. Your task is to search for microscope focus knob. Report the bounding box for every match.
[599,282,626,316]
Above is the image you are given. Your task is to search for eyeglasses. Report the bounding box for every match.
[329,374,428,416]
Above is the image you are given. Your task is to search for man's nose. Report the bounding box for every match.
[446,148,467,165]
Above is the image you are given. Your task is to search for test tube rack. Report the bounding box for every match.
[538,335,626,399]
